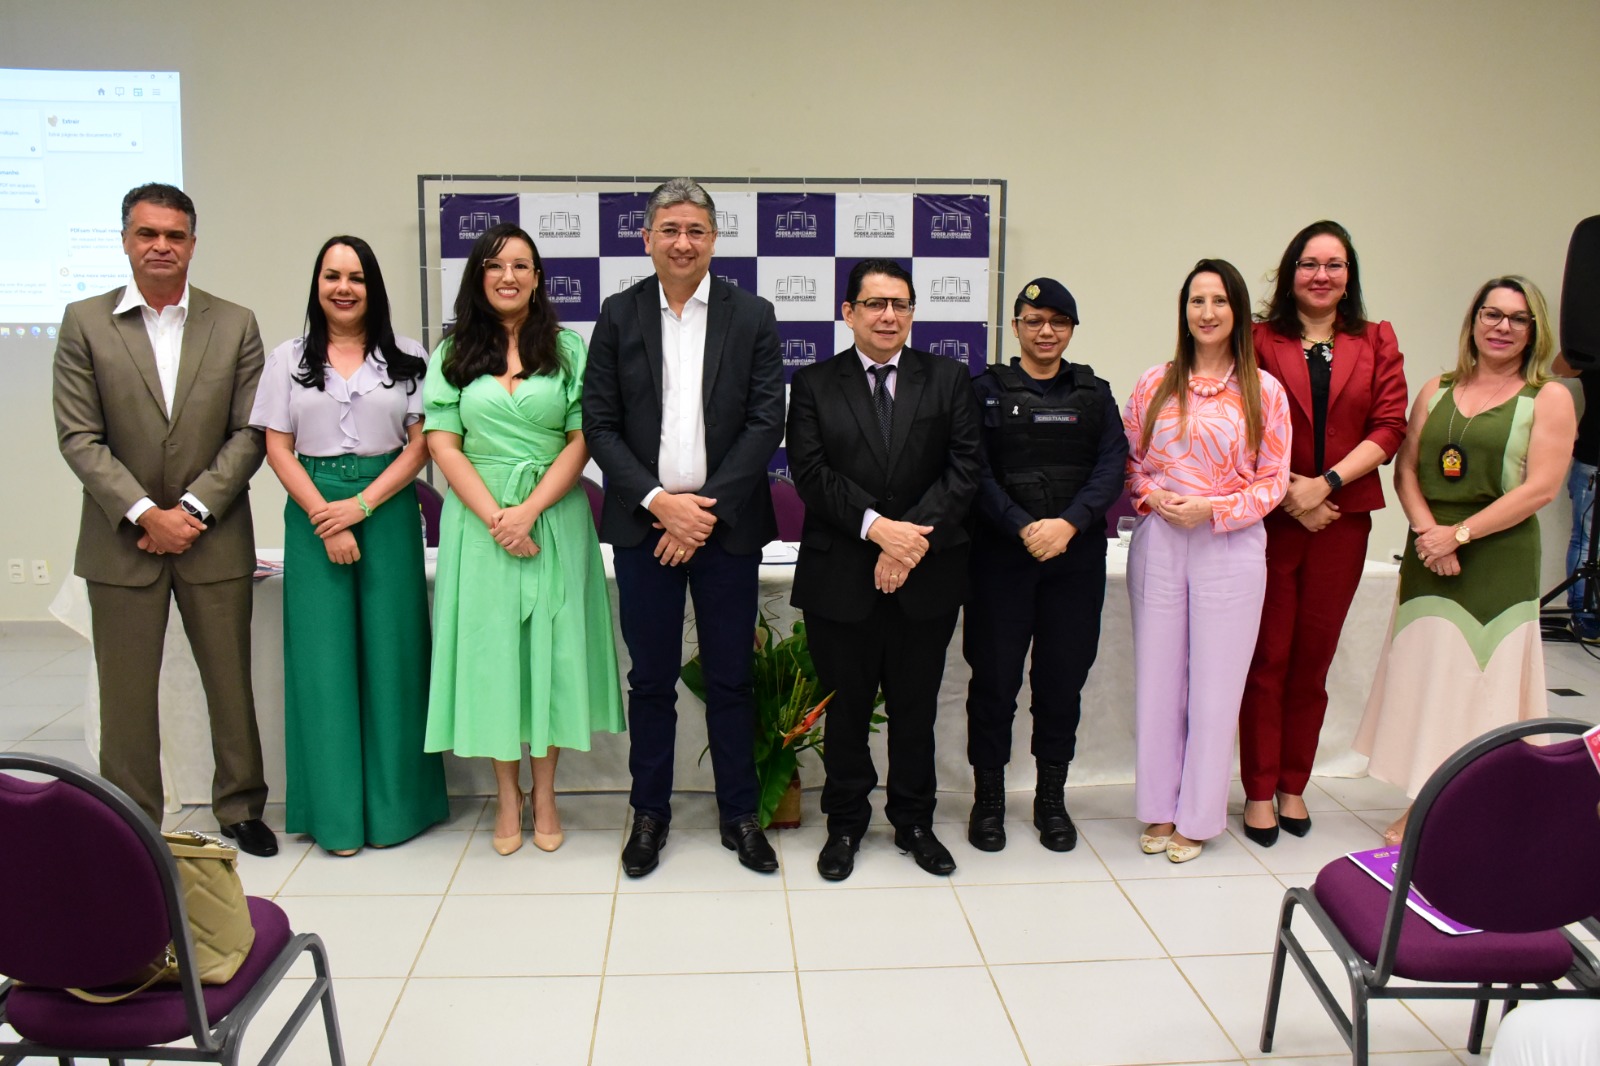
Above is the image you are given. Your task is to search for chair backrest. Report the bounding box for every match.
[1103,489,1137,530]
[1408,724,1600,933]
[0,755,174,989]
[579,475,603,533]
[414,479,444,548]
[769,472,804,542]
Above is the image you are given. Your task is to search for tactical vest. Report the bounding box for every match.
[984,362,1105,520]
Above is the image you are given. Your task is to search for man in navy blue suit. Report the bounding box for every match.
[583,178,785,877]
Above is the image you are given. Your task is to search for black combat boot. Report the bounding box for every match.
[967,765,1007,852]
[1033,760,1077,852]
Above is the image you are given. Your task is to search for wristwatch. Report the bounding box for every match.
[1454,524,1472,545]
[1321,469,1343,492]
[179,500,214,527]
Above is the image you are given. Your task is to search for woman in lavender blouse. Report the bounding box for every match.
[250,236,449,855]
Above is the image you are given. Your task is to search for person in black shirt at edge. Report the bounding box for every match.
[963,278,1128,852]
[1553,354,1600,642]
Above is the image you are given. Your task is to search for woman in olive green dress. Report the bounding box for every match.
[423,223,624,856]
[1355,276,1574,843]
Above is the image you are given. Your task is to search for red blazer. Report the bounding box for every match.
[1251,319,1408,514]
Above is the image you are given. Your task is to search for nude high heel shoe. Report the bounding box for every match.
[531,795,564,853]
[492,791,526,856]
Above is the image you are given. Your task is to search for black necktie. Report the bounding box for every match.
[869,364,894,450]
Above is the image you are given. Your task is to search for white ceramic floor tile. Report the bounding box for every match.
[658,790,725,828]
[948,820,1114,885]
[1243,1055,1468,1065]
[1180,951,1448,1057]
[0,649,69,680]
[801,967,1027,1066]
[235,976,401,1066]
[276,895,440,978]
[1315,773,1414,811]
[472,789,629,832]
[591,972,806,1066]
[451,828,622,895]
[1397,990,1508,1054]
[789,885,981,970]
[616,826,784,892]
[374,976,601,1065]
[238,840,313,897]
[276,828,468,895]
[0,704,75,741]
[1355,808,1410,836]
[1121,875,1291,957]
[436,794,485,830]
[1,737,93,769]
[24,708,84,741]
[28,646,91,677]
[414,893,613,976]
[958,881,1166,964]
[1233,811,1385,875]
[781,823,962,890]
[0,673,87,707]
[993,958,1239,1065]
[1080,817,1272,879]
[605,891,793,974]
[1063,781,1138,820]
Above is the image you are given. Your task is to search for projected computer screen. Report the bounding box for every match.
[0,68,182,334]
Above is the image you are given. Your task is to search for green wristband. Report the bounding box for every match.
[356,492,374,517]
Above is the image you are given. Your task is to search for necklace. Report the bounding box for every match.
[1440,375,1520,479]
[1189,364,1234,398]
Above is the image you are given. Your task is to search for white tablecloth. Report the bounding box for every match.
[52,543,1398,808]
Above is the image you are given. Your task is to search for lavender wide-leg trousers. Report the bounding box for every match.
[1127,513,1267,841]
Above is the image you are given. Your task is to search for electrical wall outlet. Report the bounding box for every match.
[6,559,23,583]
[30,560,49,584]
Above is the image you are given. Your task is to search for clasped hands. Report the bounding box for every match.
[869,517,933,593]
[1281,472,1343,531]
[649,491,718,567]
[1020,517,1075,561]
[135,505,205,556]
[1146,489,1212,530]
[1411,523,1462,577]
[490,500,541,559]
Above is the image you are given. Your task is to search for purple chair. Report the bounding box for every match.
[580,475,604,533]
[1103,488,1137,531]
[1261,719,1600,1064]
[769,472,804,542]
[414,478,444,548]
[0,753,344,1064]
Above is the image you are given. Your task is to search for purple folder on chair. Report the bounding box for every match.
[1346,847,1482,936]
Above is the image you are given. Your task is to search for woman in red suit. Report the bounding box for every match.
[1238,221,1409,846]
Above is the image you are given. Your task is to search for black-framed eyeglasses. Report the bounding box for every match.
[1293,259,1348,276]
[852,297,914,316]
[651,225,714,243]
[1478,307,1534,332]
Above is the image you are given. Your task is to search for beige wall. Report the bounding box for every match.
[3,0,1597,619]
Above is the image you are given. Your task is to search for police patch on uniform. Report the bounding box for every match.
[985,395,1000,406]
[1033,410,1078,424]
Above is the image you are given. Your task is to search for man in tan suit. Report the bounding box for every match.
[53,183,276,855]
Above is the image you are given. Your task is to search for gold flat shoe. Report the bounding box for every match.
[1139,832,1171,854]
[1166,839,1204,863]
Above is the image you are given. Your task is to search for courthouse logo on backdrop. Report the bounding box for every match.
[774,210,818,239]
[715,211,740,237]
[776,275,818,303]
[930,211,972,240]
[546,276,584,304]
[616,209,647,237]
[539,211,582,239]
[616,275,650,292]
[931,276,971,302]
[458,211,502,240]
[716,274,742,288]
[782,338,816,368]
[853,212,896,239]
[928,339,970,361]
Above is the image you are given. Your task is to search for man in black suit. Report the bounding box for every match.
[786,258,982,880]
[583,178,785,877]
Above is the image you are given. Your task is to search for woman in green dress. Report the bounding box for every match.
[423,223,625,856]
[252,235,448,855]
[1355,276,1574,844]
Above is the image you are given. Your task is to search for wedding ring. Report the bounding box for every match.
[675,549,684,557]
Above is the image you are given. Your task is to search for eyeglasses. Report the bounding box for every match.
[1294,259,1348,277]
[1478,307,1534,332]
[652,225,714,243]
[1016,315,1073,333]
[483,259,535,276]
[852,298,914,316]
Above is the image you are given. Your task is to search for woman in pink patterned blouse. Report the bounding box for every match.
[1122,259,1292,863]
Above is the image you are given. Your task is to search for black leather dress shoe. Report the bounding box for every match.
[816,832,860,881]
[720,815,778,873]
[622,815,669,878]
[220,818,278,857]
[893,825,955,876]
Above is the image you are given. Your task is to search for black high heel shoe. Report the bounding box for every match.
[1279,814,1312,837]
[1242,820,1279,847]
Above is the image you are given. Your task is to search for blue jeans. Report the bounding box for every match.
[1566,460,1598,635]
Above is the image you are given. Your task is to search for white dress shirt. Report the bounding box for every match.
[114,281,210,523]
[857,346,902,539]
[643,272,712,506]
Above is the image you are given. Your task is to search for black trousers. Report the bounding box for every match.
[963,530,1107,769]
[807,598,960,834]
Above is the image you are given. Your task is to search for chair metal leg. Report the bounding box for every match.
[1468,983,1491,1055]
[1261,893,1297,1052]
[1352,989,1370,1066]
